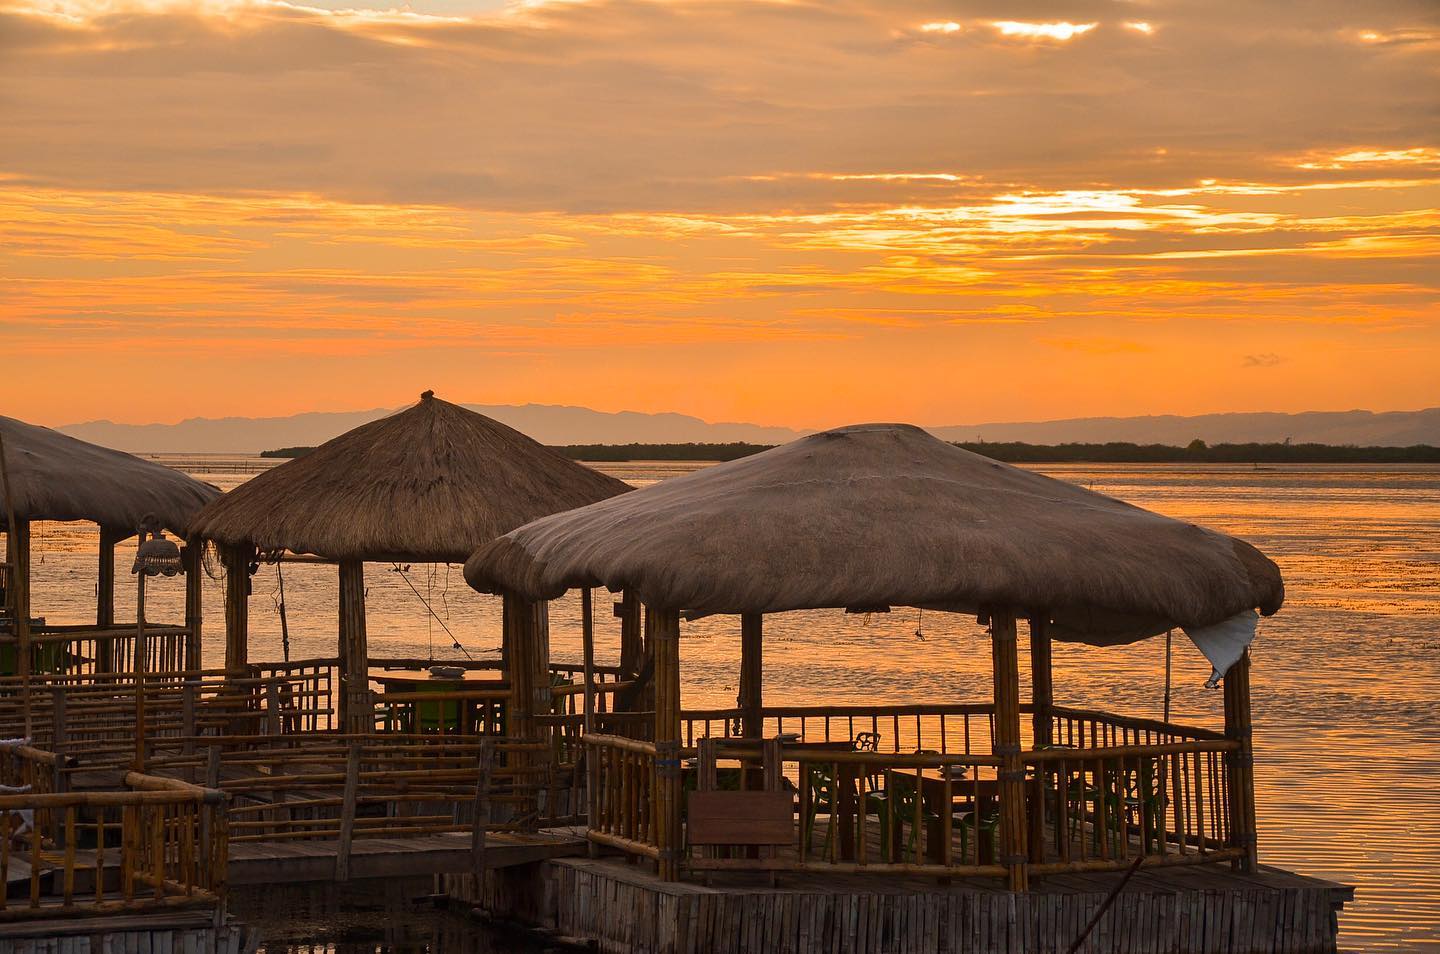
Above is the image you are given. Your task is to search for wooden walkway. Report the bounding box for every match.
[227,828,587,885]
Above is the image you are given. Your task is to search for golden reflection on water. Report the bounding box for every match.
[20,460,1440,952]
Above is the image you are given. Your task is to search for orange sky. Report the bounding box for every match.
[1,0,1437,429]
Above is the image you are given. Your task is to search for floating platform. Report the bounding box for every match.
[448,853,1353,954]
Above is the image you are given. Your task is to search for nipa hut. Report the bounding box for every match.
[465,423,1282,885]
[0,415,220,679]
[188,391,632,732]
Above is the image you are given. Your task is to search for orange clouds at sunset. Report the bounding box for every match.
[1,0,1437,428]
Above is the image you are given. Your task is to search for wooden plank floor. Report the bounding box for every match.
[227,828,587,885]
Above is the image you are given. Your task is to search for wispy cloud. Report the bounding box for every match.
[0,0,1436,425]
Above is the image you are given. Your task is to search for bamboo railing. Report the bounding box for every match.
[585,734,659,860]
[583,701,1250,884]
[0,771,226,922]
[145,735,582,847]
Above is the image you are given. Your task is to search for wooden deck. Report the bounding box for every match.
[227,828,587,885]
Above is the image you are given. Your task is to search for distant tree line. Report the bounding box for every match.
[949,440,1440,464]
[263,440,1440,464]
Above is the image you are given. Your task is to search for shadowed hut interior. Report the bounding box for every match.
[188,391,632,734]
[465,423,1282,886]
[0,414,220,689]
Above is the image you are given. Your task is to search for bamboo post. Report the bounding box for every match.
[739,612,763,739]
[0,434,28,736]
[1224,649,1258,873]
[182,539,203,672]
[991,610,1029,890]
[3,521,31,738]
[651,606,682,881]
[1027,618,1053,865]
[222,543,249,674]
[134,535,148,772]
[618,590,642,680]
[471,738,494,887]
[337,560,369,735]
[505,593,549,818]
[1029,616,1053,748]
[97,527,118,672]
[334,741,361,882]
[581,588,596,734]
[51,688,67,794]
[182,683,197,759]
[505,593,538,742]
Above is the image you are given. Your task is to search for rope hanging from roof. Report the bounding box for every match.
[390,562,474,659]
[201,540,226,581]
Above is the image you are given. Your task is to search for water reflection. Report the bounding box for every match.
[232,878,555,953]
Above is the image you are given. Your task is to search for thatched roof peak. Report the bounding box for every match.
[464,423,1284,644]
[0,415,220,538]
[189,393,631,563]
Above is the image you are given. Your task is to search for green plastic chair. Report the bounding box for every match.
[956,806,1001,863]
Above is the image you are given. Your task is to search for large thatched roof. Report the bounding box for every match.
[464,423,1284,644]
[0,416,220,537]
[189,392,632,563]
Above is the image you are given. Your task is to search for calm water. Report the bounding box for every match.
[21,460,1440,952]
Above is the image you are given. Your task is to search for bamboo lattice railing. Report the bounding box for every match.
[0,769,226,922]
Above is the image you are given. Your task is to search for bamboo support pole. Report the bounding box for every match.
[991,610,1028,891]
[337,560,369,734]
[182,539,203,672]
[471,738,494,885]
[618,590,642,679]
[5,524,31,738]
[1224,648,1258,872]
[334,741,360,881]
[134,542,148,772]
[651,606,681,881]
[222,543,249,674]
[739,612,763,739]
[582,588,596,734]
[1029,616,1053,748]
[96,527,119,671]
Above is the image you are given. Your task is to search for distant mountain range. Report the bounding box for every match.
[57,405,1440,454]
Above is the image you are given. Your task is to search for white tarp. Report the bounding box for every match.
[1183,609,1258,688]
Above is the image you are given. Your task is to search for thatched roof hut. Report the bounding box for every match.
[0,415,220,537]
[465,423,1283,646]
[190,392,632,563]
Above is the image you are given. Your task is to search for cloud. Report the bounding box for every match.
[2,0,1438,212]
[0,0,1437,425]
[1243,353,1286,367]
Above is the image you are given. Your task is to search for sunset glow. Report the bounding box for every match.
[1,0,1437,428]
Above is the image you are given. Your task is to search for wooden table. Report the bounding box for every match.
[369,669,508,733]
[832,763,1003,865]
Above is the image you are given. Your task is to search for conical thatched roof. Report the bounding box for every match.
[464,423,1284,644]
[0,416,220,537]
[189,392,632,563]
